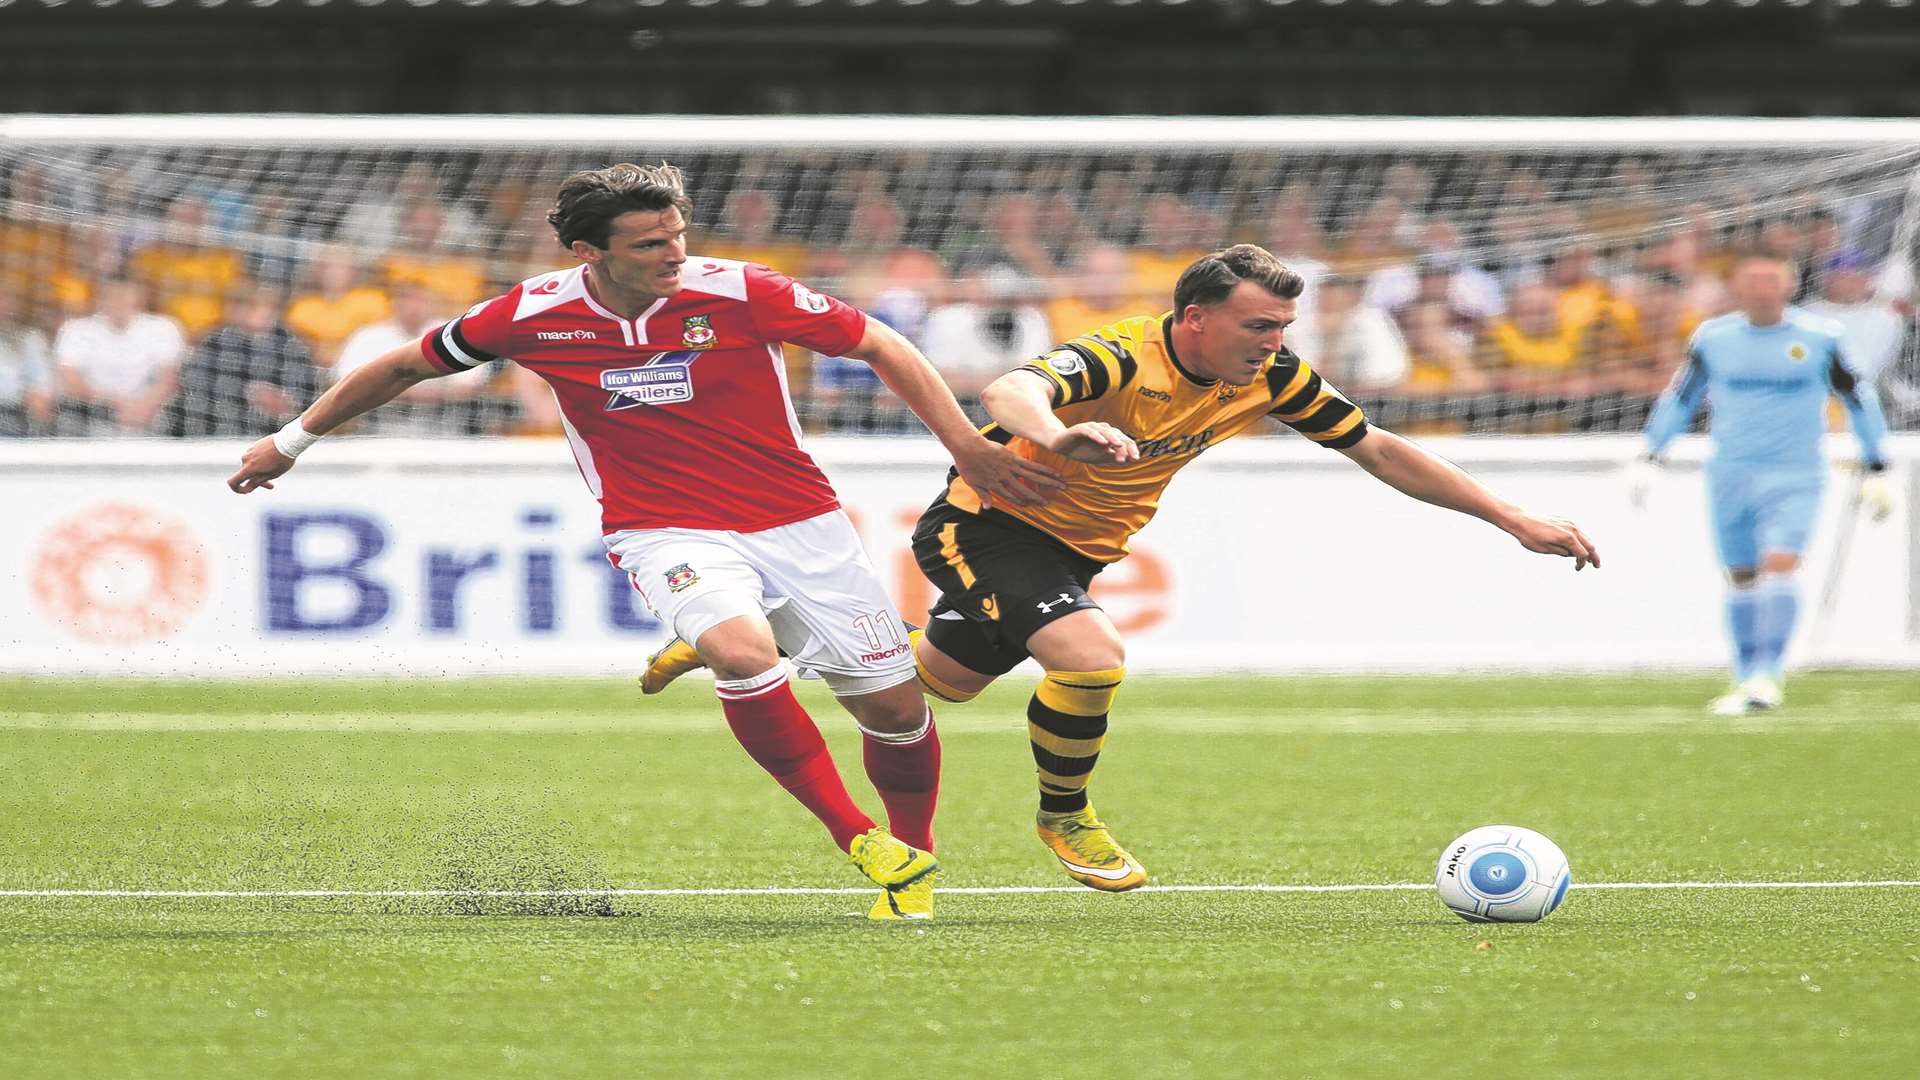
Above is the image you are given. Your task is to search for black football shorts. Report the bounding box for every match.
[909,496,1107,676]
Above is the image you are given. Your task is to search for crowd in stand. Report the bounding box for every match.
[0,156,1912,439]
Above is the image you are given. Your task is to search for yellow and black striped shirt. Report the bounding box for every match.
[943,313,1368,562]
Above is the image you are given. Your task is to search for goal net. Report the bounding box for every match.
[2,116,1916,440]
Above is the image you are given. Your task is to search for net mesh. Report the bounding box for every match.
[1,131,1916,440]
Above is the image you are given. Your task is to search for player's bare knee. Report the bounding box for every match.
[696,621,781,681]
[1026,611,1125,673]
[1726,567,1759,588]
[1761,552,1800,575]
[842,680,931,737]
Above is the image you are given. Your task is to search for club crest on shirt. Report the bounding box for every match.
[792,283,831,314]
[681,315,716,349]
[664,563,699,592]
[1044,350,1085,376]
[1216,385,1240,403]
[1786,342,1809,363]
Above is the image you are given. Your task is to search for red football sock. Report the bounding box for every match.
[861,707,941,853]
[716,668,874,851]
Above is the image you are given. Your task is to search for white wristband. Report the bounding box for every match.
[271,420,322,460]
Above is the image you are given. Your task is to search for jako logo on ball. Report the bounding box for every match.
[30,503,210,644]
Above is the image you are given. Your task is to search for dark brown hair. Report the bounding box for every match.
[547,163,694,251]
[1172,243,1304,314]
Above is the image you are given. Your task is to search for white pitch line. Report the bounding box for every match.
[1,880,1917,899]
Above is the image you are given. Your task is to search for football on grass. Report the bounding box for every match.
[1435,825,1572,923]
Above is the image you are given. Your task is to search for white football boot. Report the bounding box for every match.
[1741,674,1783,710]
[1709,687,1753,716]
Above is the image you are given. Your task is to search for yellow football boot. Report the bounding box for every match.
[848,827,938,890]
[867,873,935,922]
[639,635,705,695]
[1035,805,1147,892]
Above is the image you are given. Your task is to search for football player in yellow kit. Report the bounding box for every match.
[649,244,1599,915]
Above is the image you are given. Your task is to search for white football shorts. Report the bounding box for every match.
[604,509,917,697]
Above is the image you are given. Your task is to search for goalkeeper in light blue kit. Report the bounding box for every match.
[1632,251,1893,714]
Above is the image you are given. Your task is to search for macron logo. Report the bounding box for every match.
[536,330,598,341]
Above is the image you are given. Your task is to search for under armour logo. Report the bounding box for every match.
[1035,593,1075,613]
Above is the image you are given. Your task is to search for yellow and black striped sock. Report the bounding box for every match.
[1028,667,1124,814]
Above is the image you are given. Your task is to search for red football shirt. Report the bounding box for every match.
[420,257,869,534]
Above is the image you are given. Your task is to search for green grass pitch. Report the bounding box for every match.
[2,672,1916,1079]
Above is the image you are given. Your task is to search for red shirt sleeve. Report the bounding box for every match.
[742,264,868,357]
[420,289,517,373]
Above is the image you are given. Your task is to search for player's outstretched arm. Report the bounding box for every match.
[980,369,1138,465]
[226,342,447,494]
[843,317,1065,508]
[1339,427,1600,571]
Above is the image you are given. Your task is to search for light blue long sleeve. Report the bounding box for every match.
[1831,353,1889,468]
[1643,350,1709,458]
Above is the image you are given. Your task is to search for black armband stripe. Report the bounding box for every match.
[427,328,474,372]
[448,318,501,366]
[1272,371,1326,419]
[1264,351,1304,399]
[1320,418,1370,450]
[1289,400,1359,434]
[1085,335,1137,390]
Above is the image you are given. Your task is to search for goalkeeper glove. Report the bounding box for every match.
[1861,463,1893,524]
[1626,453,1664,511]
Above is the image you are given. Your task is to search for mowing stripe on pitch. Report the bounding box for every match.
[1,880,1917,899]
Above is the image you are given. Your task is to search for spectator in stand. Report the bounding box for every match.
[333,281,494,435]
[1807,250,1908,390]
[129,195,246,340]
[1606,269,1700,397]
[1288,273,1409,392]
[1365,225,1506,334]
[699,189,813,277]
[162,285,320,437]
[336,161,483,259]
[1330,193,1414,273]
[0,287,54,436]
[1873,250,1914,318]
[952,192,1061,285]
[921,264,1054,401]
[378,200,488,314]
[237,183,309,290]
[1476,281,1594,400]
[1033,191,1088,272]
[1377,162,1435,250]
[1543,239,1614,339]
[1254,185,1332,330]
[1647,226,1732,320]
[843,188,946,305]
[1796,207,1844,301]
[46,222,131,325]
[1127,194,1212,302]
[286,244,390,369]
[809,287,927,434]
[0,164,70,332]
[1399,297,1486,395]
[1084,170,1145,246]
[51,275,186,435]
[1045,245,1141,342]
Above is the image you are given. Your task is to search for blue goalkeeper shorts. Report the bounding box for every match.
[1705,463,1824,571]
